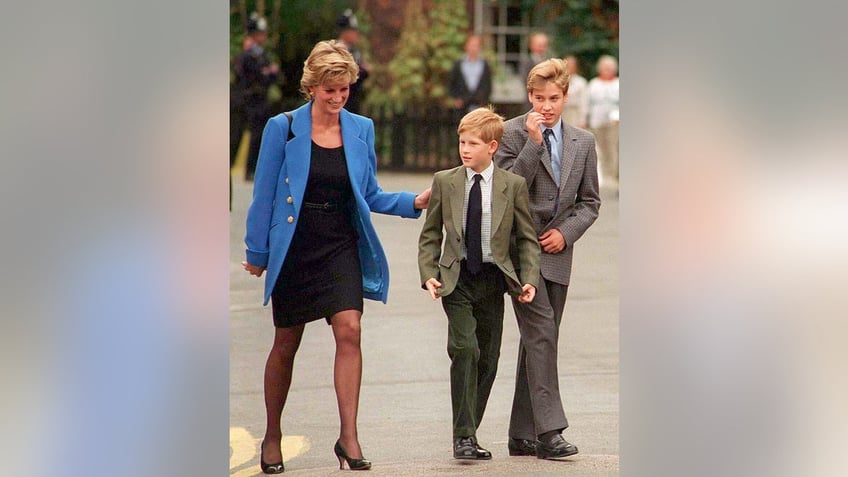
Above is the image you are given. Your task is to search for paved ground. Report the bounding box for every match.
[230,172,619,476]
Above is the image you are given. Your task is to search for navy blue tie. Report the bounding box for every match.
[543,128,554,157]
[543,128,562,215]
[543,128,562,186]
[466,174,483,274]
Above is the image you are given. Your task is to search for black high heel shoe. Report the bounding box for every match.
[334,440,372,471]
[260,439,284,474]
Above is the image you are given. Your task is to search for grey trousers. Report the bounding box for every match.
[509,275,569,440]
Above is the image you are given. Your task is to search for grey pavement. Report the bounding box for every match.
[230,172,619,476]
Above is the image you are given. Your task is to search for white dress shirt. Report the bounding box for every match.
[462,161,494,263]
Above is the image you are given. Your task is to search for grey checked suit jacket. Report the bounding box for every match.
[494,114,601,285]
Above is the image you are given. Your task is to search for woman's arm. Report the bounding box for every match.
[244,115,288,267]
[361,118,423,218]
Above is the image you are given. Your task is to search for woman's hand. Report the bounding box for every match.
[414,187,432,210]
[242,261,266,277]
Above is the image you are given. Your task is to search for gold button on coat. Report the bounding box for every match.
[287,216,294,223]
[286,196,293,204]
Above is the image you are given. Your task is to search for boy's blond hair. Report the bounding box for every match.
[526,58,570,95]
[457,107,505,143]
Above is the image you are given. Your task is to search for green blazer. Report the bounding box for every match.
[418,165,541,297]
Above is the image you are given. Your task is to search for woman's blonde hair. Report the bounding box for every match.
[300,40,359,100]
[526,58,570,95]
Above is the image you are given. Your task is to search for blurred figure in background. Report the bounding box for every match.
[232,12,279,181]
[449,34,493,116]
[563,55,588,129]
[522,32,551,81]
[336,9,369,114]
[587,55,619,189]
[522,33,551,110]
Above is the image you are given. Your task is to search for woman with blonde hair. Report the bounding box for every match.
[243,40,430,473]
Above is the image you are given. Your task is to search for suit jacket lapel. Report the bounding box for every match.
[559,123,577,188]
[521,113,555,181]
[490,167,508,242]
[449,167,466,238]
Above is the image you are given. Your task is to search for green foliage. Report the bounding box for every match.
[526,0,619,77]
[382,0,430,112]
[426,0,469,108]
[370,0,468,112]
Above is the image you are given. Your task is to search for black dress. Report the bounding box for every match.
[271,141,363,327]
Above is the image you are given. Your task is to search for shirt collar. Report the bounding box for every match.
[466,161,494,183]
[542,117,563,143]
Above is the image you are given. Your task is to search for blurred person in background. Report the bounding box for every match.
[230,34,257,209]
[242,40,430,473]
[522,33,551,110]
[495,58,601,460]
[587,55,619,189]
[563,55,588,129]
[336,9,369,114]
[449,34,493,116]
[232,12,279,181]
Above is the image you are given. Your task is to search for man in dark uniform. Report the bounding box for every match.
[336,9,369,114]
[231,12,279,181]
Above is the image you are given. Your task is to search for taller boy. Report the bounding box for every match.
[494,58,601,459]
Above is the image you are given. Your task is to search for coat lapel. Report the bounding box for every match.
[490,167,508,240]
[521,113,555,180]
[340,109,367,194]
[286,102,313,210]
[559,122,577,188]
[449,167,466,238]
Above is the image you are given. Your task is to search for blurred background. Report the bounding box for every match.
[230,0,619,173]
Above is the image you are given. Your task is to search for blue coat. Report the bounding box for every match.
[245,102,421,306]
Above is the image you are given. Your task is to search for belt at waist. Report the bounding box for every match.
[302,201,340,212]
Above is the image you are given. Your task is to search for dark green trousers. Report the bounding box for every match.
[441,262,506,438]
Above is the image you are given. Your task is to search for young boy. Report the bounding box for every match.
[418,107,541,460]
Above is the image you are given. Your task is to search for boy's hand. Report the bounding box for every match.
[424,278,443,300]
[525,112,545,145]
[242,261,266,277]
[539,229,566,254]
[517,284,536,303]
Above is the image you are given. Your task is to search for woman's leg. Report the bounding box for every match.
[330,310,365,458]
[262,324,306,464]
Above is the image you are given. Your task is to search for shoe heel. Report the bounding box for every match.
[334,439,371,471]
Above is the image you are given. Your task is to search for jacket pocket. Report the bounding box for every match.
[439,255,457,268]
